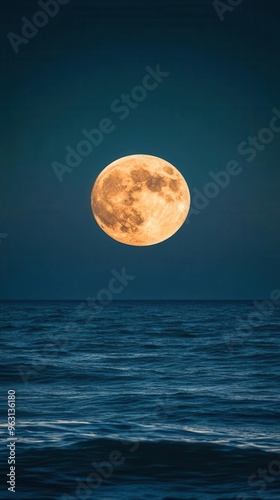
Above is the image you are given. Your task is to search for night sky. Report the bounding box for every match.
[1,0,279,299]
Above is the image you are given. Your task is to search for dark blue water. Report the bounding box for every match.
[1,300,280,500]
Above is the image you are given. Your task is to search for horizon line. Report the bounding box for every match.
[0,298,269,302]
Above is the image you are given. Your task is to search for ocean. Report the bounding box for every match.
[1,300,280,500]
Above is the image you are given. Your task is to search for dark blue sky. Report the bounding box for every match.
[0,0,279,299]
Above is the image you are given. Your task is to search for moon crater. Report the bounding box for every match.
[91,154,191,246]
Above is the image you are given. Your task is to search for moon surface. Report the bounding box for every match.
[91,154,191,246]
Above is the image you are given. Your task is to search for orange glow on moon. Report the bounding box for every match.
[91,154,191,246]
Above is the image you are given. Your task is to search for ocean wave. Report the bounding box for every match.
[1,438,279,499]
[8,437,279,469]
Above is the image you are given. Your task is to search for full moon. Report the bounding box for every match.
[91,154,191,246]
